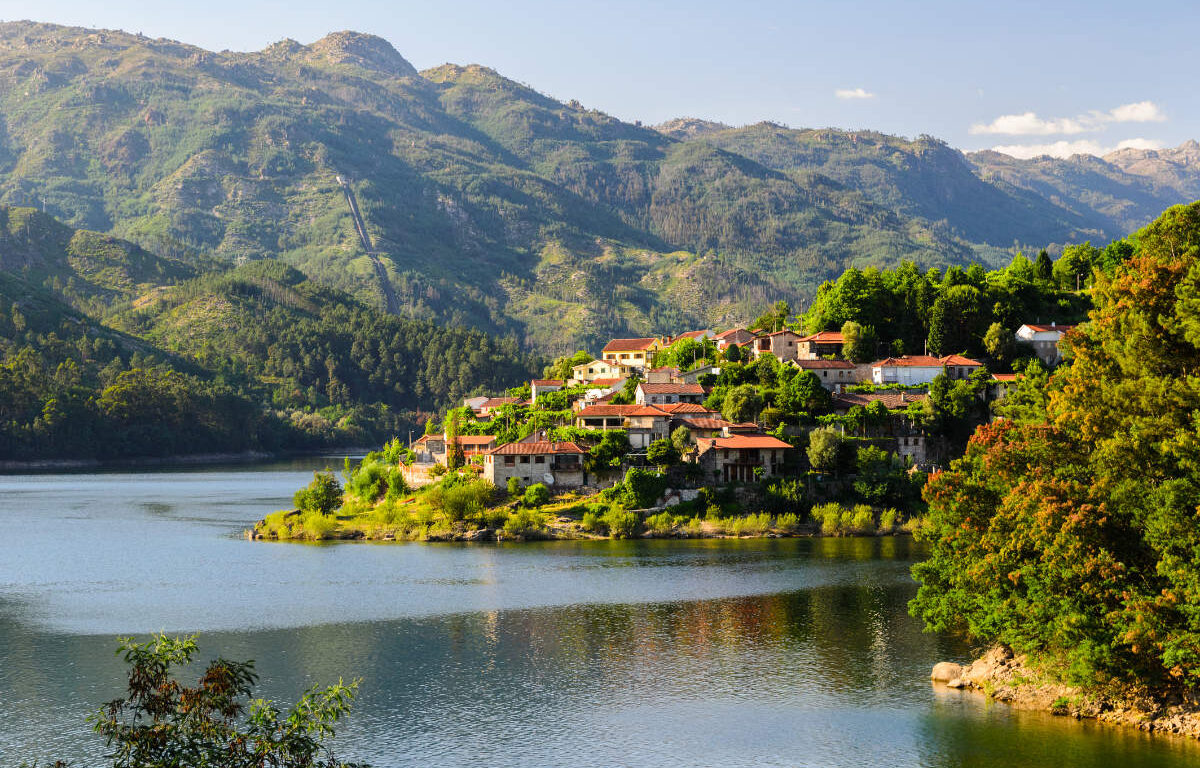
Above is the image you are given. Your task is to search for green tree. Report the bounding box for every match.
[983,321,1016,368]
[294,471,343,515]
[522,483,550,507]
[722,384,762,423]
[646,438,680,470]
[840,321,877,363]
[444,414,464,470]
[88,634,363,768]
[806,427,844,476]
[670,425,692,454]
[1035,249,1053,280]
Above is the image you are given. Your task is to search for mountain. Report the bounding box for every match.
[967,142,1200,237]
[0,21,1196,354]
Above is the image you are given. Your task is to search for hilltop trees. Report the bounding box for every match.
[912,202,1200,692]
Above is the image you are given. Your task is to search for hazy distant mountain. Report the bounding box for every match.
[967,142,1200,236]
[0,21,1195,352]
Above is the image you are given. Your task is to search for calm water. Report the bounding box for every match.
[1,459,1197,767]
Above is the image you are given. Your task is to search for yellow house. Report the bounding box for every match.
[601,337,665,369]
[569,358,633,385]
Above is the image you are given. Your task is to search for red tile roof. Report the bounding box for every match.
[991,373,1019,382]
[833,392,927,410]
[767,329,803,337]
[656,402,711,414]
[1023,323,1076,333]
[672,330,711,341]
[627,405,672,417]
[575,404,640,418]
[791,359,855,369]
[479,396,521,408]
[701,434,793,450]
[871,354,981,368]
[939,354,983,367]
[800,331,844,343]
[603,337,660,352]
[638,382,705,394]
[587,378,623,387]
[531,379,564,386]
[714,328,755,340]
[488,441,586,456]
[678,417,734,430]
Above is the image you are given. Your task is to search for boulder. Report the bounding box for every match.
[947,678,966,689]
[931,662,965,683]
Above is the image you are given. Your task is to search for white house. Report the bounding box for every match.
[870,355,982,386]
[1015,323,1075,366]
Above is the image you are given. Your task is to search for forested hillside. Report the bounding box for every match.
[0,21,1195,352]
[0,208,540,460]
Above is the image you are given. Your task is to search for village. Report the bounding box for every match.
[404,322,1074,497]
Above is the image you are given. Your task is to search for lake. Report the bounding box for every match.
[1,458,1197,767]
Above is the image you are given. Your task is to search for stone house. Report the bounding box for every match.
[797,331,845,360]
[787,359,860,391]
[695,433,793,483]
[635,382,706,405]
[713,328,758,351]
[751,330,804,361]
[483,441,586,489]
[675,365,722,385]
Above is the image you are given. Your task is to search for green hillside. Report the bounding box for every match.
[3,22,1193,353]
[0,208,540,460]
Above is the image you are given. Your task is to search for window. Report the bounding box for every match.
[535,456,545,464]
[519,456,530,464]
[504,456,515,467]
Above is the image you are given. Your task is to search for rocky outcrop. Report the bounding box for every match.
[933,646,1200,739]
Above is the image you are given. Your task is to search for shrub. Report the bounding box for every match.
[503,508,548,538]
[644,511,678,534]
[849,504,875,534]
[602,508,641,538]
[299,510,338,539]
[775,512,801,533]
[507,476,523,498]
[581,510,603,532]
[442,480,495,522]
[811,502,844,535]
[522,482,551,508]
[730,512,771,536]
[879,507,898,531]
[685,515,705,535]
[427,462,447,477]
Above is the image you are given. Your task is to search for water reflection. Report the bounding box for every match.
[1,465,1198,767]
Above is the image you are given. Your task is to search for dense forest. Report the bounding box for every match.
[911,202,1200,694]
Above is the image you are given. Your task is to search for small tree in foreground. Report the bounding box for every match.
[294,470,343,515]
[86,634,365,768]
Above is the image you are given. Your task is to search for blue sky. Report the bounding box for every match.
[3,0,1196,157]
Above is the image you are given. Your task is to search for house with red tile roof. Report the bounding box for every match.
[713,328,757,351]
[530,379,564,405]
[483,441,586,489]
[869,355,982,386]
[569,358,633,385]
[797,331,845,360]
[635,381,706,406]
[645,366,681,384]
[475,397,522,417]
[786,358,861,391]
[413,433,498,464]
[752,329,805,361]
[695,433,793,483]
[1016,323,1076,366]
[601,337,666,369]
[670,330,714,343]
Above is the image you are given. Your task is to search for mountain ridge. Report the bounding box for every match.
[0,20,1196,353]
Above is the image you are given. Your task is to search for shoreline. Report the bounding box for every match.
[932,646,1200,740]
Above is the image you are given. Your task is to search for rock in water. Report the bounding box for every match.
[931,662,964,683]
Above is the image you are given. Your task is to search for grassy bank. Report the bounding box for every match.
[250,480,920,543]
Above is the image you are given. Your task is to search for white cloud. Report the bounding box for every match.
[988,137,1164,159]
[835,87,875,100]
[1108,101,1166,123]
[970,101,1167,136]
